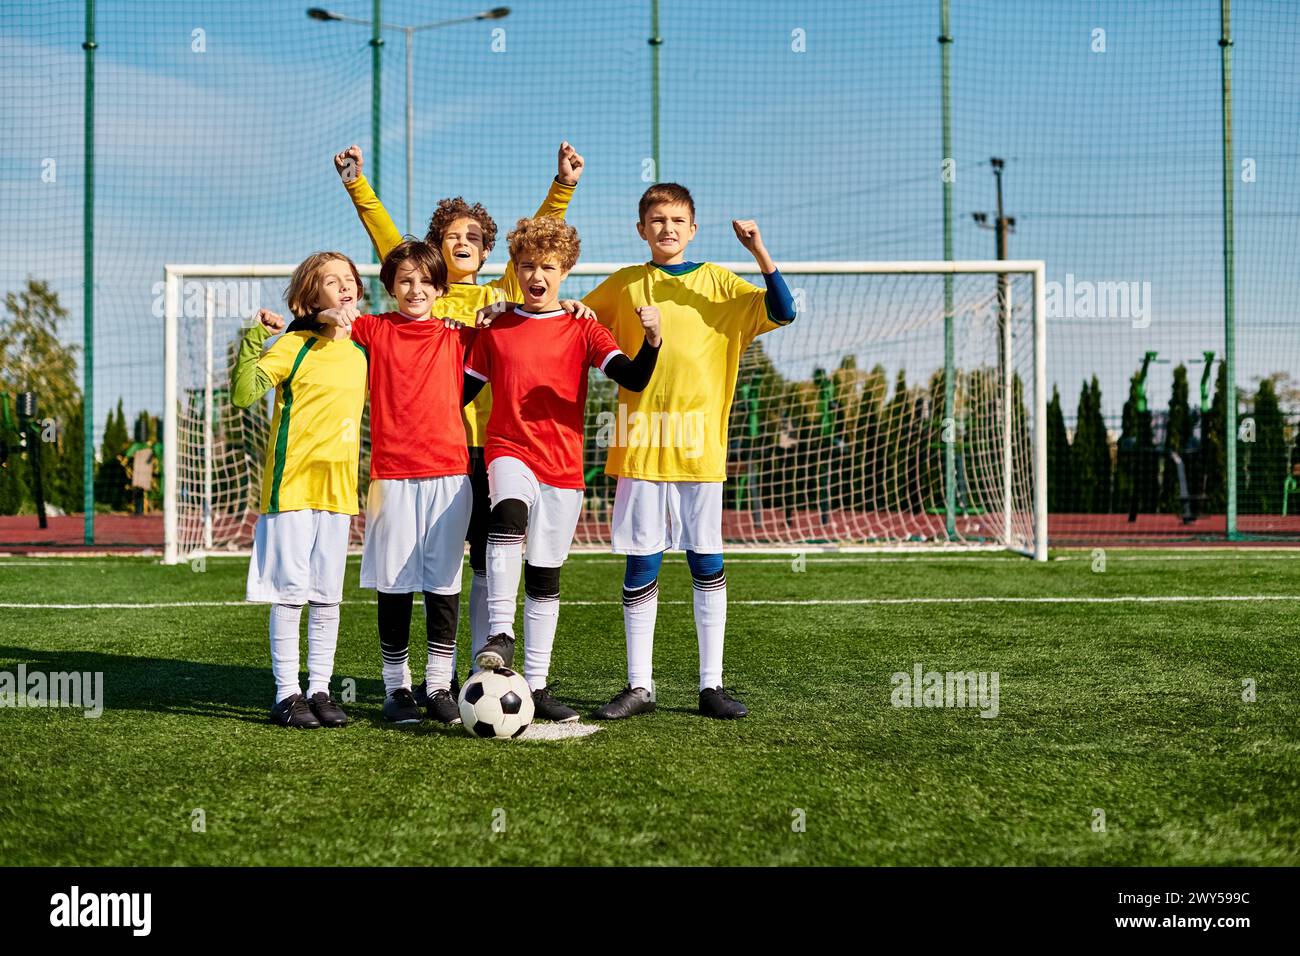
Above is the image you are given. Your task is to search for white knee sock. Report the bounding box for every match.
[693,569,727,690]
[305,601,340,697]
[270,603,303,702]
[469,569,489,671]
[486,540,523,638]
[523,594,559,691]
[622,579,658,692]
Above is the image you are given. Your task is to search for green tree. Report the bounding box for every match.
[1046,386,1070,512]
[1071,377,1111,513]
[44,398,84,514]
[0,392,29,514]
[1116,369,1158,515]
[850,363,887,510]
[1200,360,1229,512]
[1159,365,1192,513]
[1244,377,1287,514]
[0,280,81,424]
[95,400,130,511]
[879,370,921,512]
[0,279,85,515]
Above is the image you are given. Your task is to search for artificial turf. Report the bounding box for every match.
[0,550,1297,866]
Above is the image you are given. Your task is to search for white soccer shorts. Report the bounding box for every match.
[487,456,584,567]
[360,475,472,594]
[246,509,352,604]
[610,477,724,555]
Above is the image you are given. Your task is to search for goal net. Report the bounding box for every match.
[162,261,1046,564]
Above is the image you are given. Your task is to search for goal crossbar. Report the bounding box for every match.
[162,260,1047,564]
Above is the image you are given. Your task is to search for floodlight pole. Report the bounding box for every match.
[371,0,383,217]
[310,6,511,235]
[1219,0,1237,539]
[993,158,1013,547]
[975,159,1017,546]
[82,0,96,544]
[650,0,662,181]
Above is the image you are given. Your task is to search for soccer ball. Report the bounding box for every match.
[458,667,534,739]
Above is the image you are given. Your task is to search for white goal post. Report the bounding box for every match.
[163,260,1047,565]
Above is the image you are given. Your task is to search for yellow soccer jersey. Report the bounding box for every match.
[343,173,574,447]
[583,262,781,482]
[253,330,368,515]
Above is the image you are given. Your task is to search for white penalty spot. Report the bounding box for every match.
[518,721,603,742]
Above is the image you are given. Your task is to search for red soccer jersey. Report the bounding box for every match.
[350,312,474,480]
[465,307,623,489]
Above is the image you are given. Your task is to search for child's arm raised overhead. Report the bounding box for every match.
[732,219,796,326]
[334,144,404,262]
[230,309,287,408]
[493,142,584,300]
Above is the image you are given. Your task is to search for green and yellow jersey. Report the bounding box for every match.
[231,323,368,515]
[343,174,575,446]
[583,262,783,483]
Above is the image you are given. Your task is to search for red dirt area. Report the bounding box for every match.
[3,509,1298,554]
[0,514,165,552]
[1049,512,1300,545]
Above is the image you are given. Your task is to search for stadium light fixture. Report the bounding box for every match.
[307,6,512,234]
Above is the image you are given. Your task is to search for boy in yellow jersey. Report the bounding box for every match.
[232,252,369,729]
[581,184,797,720]
[332,141,589,691]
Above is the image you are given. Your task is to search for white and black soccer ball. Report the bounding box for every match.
[458,667,534,739]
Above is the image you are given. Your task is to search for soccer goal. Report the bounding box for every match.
[162,260,1047,565]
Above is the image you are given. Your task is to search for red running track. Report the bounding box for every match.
[1,511,1298,553]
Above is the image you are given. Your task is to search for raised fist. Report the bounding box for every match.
[557,141,584,186]
[334,145,363,184]
[635,305,662,347]
[250,308,285,333]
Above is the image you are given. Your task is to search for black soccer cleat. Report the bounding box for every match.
[699,686,748,719]
[381,687,423,725]
[308,691,348,728]
[475,633,516,671]
[450,671,461,702]
[271,693,322,729]
[413,680,457,720]
[424,686,463,725]
[592,685,656,720]
[531,685,580,723]
[412,680,435,708]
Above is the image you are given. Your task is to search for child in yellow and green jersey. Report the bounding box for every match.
[232,252,369,729]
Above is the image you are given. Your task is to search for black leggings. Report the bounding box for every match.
[466,447,490,574]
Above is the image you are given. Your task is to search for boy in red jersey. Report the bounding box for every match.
[462,218,661,721]
[319,240,474,726]
[334,142,584,685]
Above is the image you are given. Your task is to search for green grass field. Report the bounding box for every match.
[1,549,1297,866]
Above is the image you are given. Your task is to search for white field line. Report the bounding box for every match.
[3,595,1300,611]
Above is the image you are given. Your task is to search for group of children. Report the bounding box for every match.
[233,142,796,730]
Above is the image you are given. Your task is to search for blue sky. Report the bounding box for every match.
[1,0,1297,441]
